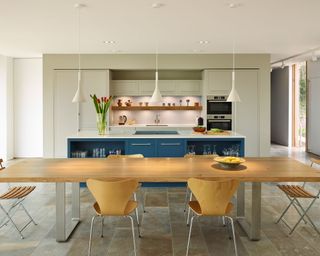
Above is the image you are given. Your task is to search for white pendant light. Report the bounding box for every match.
[227,43,241,102]
[149,47,162,103]
[72,3,86,103]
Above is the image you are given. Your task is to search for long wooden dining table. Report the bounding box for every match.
[0,157,319,242]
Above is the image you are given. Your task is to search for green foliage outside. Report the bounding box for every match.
[298,64,306,137]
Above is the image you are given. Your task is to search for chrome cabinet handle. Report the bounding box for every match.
[160,143,181,146]
[131,143,152,146]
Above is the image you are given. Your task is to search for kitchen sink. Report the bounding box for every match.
[134,130,179,135]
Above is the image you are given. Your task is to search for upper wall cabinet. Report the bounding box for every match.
[110,80,202,96]
[111,80,140,96]
[176,80,202,95]
[204,70,232,94]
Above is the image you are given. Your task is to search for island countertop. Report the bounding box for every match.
[67,131,246,139]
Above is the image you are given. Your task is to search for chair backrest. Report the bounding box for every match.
[188,178,239,216]
[311,157,320,167]
[184,154,218,159]
[107,154,144,159]
[87,179,138,215]
[0,159,4,170]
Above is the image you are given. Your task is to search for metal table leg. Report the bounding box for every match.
[236,182,261,241]
[56,182,80,242]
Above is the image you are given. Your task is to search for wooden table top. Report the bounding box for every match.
[0,157,319,183]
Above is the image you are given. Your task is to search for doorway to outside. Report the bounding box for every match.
[291,62,307,149]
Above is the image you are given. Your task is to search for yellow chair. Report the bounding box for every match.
[107,154,145,215]
[0,159,37,239]
[276,157,320,234]
[183,154,219,224]
[186,178,239,256]
[87,178,141,256]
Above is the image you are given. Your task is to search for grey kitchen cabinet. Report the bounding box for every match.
[110,80,140,96]
[204,70,232,94]
[110,80,202,96]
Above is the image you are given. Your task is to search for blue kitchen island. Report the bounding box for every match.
[67,132,245,186]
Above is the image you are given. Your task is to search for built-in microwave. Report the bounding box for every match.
[207,115,232,131]
[207,95,232,115]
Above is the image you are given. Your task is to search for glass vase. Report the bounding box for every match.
[96,113,107,135]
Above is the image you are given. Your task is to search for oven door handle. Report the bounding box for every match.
[208,120,231,123]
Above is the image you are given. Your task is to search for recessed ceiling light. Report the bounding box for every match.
[103,40,116,44]
[74,3,86,8]
[198,40,210,44]
[228,2,242,8]
[152,3,165,8]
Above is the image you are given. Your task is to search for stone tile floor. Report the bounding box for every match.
[1,145,320,256]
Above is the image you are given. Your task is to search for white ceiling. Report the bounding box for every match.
[1,0,320,62]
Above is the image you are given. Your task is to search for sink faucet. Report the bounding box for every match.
[155,113,160,125]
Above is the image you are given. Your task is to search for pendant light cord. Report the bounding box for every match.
[77,5,81,82]
[232,41,235,88]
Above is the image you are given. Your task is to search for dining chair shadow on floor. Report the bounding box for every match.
[276,157,320,235]
[107,154,146,215]
[0,159,37,239]
[186,178,239,256]
[183,154,225,226]
[87,178,141,256]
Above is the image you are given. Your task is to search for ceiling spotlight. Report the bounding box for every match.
[199,40,210,44]
[312,52,318,62]
[152,2,164,8]
[103,40,116,44]
[281,61,285,69]
[228,2,242,8]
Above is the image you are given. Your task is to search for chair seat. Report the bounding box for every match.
[93,200,138,216]
[277,185,316,198]
[0,186,36,200]
[188,201,233,216]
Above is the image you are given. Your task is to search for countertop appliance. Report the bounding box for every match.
[207,95,232,115]
[206,95,232,130]
[197,117,204,126]
[207,115,232,131]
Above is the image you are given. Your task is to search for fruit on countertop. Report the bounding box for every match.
[214,156,245,164]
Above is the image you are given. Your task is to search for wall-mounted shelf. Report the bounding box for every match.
[111,106,202,111]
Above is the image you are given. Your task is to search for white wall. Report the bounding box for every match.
[307,60,320,156]
[13,58,43,157]
[0,55,13,161]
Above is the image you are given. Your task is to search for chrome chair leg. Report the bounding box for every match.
[222,216,226,226]
[225,217,232,239]
[184,187,190,212]
[186,214,195,256]
[133,193,140,226]
[128,215,137,256]
[289,198,319,235]
[186,192,193,225]
[134,210,142,238]
[295,199,320,234]
[20,203,37,225]
[226,216,238,256]
[101,217,104,238]
[88,215,97,256]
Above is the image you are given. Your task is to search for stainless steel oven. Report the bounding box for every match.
[207,115,232,131]
[207,95,232,115]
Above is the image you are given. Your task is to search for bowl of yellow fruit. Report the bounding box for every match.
[214,156,246,169]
